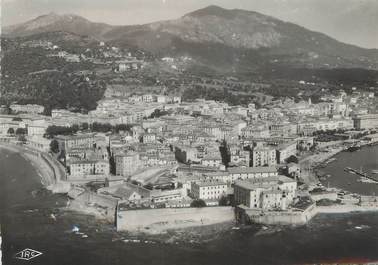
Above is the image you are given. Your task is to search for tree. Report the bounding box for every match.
[81,122,89,131]
[91,122,112,133]
[220,139,230,167]
[18,135,27,143]
[190,199,206,208]
[50,139,60,154]
[149,109,169,118]
[15,128,27,135]
[7,128,15,135]
[45,125,76,137]
[219,196,229,206]
[286,155,299,164]
[115,124,132,133]
[71,124,80,133]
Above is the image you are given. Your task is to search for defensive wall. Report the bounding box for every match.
[116,206,234,232]
[236,203,317,225]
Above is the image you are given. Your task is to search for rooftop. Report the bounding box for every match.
[228,166,277,174]
[68,159,108,165]
[55,133,94,140]
[195,180,227,187]
[278,175,297,183]
[235,180,278,190]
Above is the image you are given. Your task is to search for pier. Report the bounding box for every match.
[344,167,378,183]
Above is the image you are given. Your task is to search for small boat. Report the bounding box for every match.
[232,226,240,230]
[50,213,57,221]
[355,225,370,230]
[319,176,327,181]
[24,209,39,213]
[81,234,88,238]
[71,225,80,233]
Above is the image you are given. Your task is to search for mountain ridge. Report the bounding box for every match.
[3,5,378,71]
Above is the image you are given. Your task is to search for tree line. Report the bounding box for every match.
[45,122,134,137]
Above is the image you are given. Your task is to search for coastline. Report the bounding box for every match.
[115,221,237,244]
[311,140,377,171]
[0,143,60,190]
[299,140,375,184]
[2,141,378,235]
[299,145,344,185]
[316,205,378,214]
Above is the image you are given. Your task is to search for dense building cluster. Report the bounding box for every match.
[0,86,377,215]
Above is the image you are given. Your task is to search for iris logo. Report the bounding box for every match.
[14,248,43,261]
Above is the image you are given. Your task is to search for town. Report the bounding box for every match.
[2,1,378,264]
[1,80,378,232]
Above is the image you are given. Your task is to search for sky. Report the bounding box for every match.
[1,0,377,48]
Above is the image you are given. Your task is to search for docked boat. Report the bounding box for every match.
[326,158,336,164]
[346,145,360,152]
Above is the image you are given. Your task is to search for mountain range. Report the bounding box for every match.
[3,5,378,72]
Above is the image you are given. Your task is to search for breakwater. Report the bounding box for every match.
[320,144,378,195]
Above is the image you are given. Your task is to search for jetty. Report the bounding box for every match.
[344,167,378,183]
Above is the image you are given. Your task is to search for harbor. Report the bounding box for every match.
[344,167,378,184]
[319,144,378,195]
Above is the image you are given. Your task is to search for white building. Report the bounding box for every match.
[68,160,109,176]
[201,155,222,168]
[251,143,276,167]
[151,189,186,203]
[227,166,278,182]
[234,175,297,210]
[142,94,154,103]
[115,152,141,177]
[10,104,45,114]
[26,135,51,152]
[191,181,227,200]
[276,142,297,164]
[55,134,94,151]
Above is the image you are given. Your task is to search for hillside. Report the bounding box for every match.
[0,35,107,114]
[3,12,112,40]
[3,5,378,71]
[2,5,378,113]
